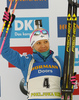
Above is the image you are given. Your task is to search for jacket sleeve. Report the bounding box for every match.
[0,28,32,71]
[55,56,64,87]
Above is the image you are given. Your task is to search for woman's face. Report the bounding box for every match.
[32,39,50,53]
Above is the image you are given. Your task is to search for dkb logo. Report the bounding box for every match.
[11,17,49,38]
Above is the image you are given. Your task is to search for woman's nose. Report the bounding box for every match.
[41,43,45,47]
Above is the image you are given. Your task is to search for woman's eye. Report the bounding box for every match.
[37,42,41,44]
[45,41,48,43]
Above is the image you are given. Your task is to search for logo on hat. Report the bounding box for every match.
[31,41,35,46]
[40,35,44,37]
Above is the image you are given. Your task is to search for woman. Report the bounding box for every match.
[0,7,76,100]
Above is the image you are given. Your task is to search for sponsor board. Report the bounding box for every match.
[57,17,79,37]
[58,45,79,66]
[7,0,48,9]
[73,74,79,95]
[11,17,49,38]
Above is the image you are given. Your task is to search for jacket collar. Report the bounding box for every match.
[33,50,54,62]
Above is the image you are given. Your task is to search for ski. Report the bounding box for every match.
[67,1,77,100]
[61,0,72,100]
[61,0,77,100]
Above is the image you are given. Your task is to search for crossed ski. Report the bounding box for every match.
[61,0,78,100]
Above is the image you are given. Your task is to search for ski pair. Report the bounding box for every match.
[0,0,18,54]
[61,0,77,100]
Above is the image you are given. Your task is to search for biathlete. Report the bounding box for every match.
[0,8,76,100]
